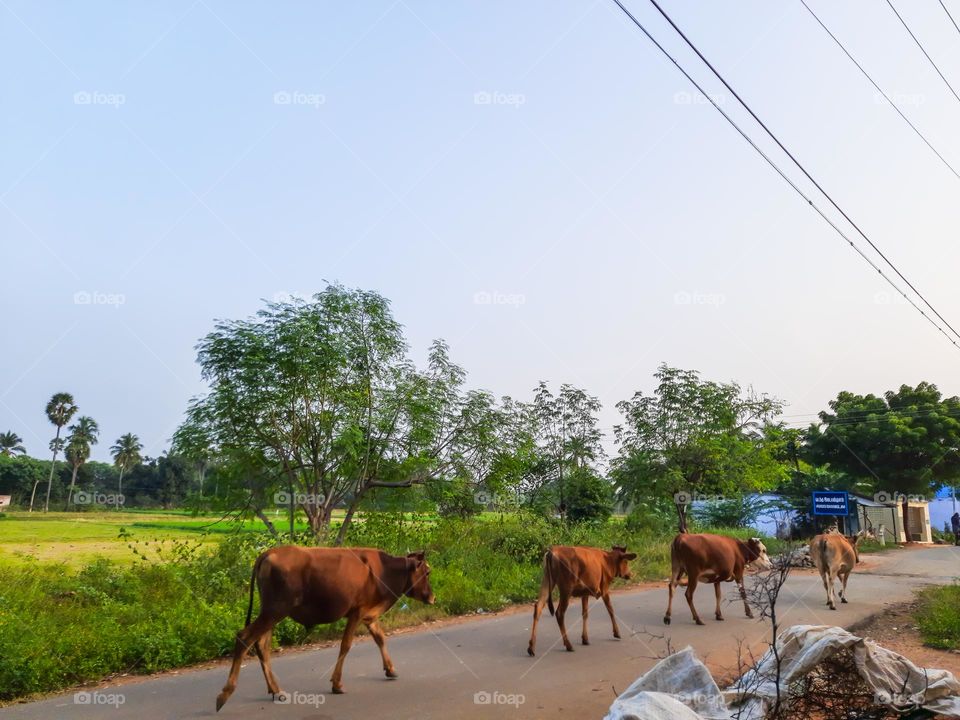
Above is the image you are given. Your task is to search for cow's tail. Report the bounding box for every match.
[817,537,828,570]
[545,551,556,617]
[245,552,266,627]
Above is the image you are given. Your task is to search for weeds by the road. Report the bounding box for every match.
[0,512,783,702]
[915,583,960,651]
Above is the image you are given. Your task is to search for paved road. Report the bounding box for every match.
[4,545,958,720]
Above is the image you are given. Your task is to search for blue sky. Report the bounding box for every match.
[4,0,960,462]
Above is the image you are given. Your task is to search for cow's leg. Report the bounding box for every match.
[818,567,832,607]
[737,576,753,619]
[825,570,837,610]
[839,569,850,604]
[254,629,282,698]
[556,591,574,652]
[330,612,360,694]
[663,568,682,625]
[580,596,590,645]
[714,582,724,621]
[364,618,398,678]
[527,569,552,657]
[684,576,704,625]
[602,592,621,639]
[216,614,274,712]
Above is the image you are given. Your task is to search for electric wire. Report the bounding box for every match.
[800,0,960,182]
[885,0,960,105]
[608,0,960,352]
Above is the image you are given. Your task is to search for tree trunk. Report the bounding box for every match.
[41,426,62,513]
[65,462,80,510]
[118,465,125,510]
[28,476,42,513]
[254,508,280,538]
[901,496,911,542]
[334,498,361,546]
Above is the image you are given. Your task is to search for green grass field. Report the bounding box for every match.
[0,510,293,565]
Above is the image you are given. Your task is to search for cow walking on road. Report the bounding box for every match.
[527,545,636,656]
[216,546,435,711]
[663,533,772,626]
[810,532,861,610]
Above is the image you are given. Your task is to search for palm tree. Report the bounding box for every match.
[0,431,25,457]
[30,392,78,513]
[64,416,100,509]
[111,433,143,506]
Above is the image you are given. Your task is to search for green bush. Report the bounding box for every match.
[564,469,613,523]
[916,584,960,650]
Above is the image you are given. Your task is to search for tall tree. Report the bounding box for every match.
[805,382,960,539]
[180,286,494,543]
[30,392,77,512]
[0,431,25,457]
[64,416,100,508]
[171,418,214,497]
[111,433,143,505]
[612,365,784,532]
[530,382,605,519]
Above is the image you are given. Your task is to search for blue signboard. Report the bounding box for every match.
[812,490,849,516]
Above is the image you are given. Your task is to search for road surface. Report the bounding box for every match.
[3,545,958,720]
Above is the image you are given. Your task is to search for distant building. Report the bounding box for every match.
[845,494,932,544]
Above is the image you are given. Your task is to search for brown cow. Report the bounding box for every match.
[810,532,861,609]
[215,546,434,711]
[526,545,636,656]
[663,533,772,626]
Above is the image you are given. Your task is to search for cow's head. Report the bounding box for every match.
[746,538,773,570]
[609,545,638,580]
[405,551,435,605]
[849,531,869,563]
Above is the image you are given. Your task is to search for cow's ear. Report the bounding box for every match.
[407,551,426,562]
[612,545,626,552]
[623,552,637,561]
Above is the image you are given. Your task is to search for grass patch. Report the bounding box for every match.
[915,584,960,650]
[0,512,783,702]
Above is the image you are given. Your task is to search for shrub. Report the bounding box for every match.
[563,468,613,523]
[0,514,779,701]
[916,584,960,650]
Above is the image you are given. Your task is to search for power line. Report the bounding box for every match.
[939,0,960,38]
[609,0,960,352]
[885,0,960,105]
[799,0,960,181]
[644,0,960,346]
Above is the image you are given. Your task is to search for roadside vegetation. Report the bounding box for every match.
[915,584,960,651]
[0,510,782,702]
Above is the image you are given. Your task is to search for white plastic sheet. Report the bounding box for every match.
[605,625,960,720]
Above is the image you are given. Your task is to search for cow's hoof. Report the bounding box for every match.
[695,619,706,626]
[565,645,575,652]
[715,615,724,621]
[745,613,754,620]
[663,617,671,626]
[581,639,589,645]
[527,647,535,657]
[829,605,836,611]
[613,632,621,639]
[215,694,229,712]
[331,684,345,694]
[271,691,287,703]
[841,598,848,604]
[385,669,399,679]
